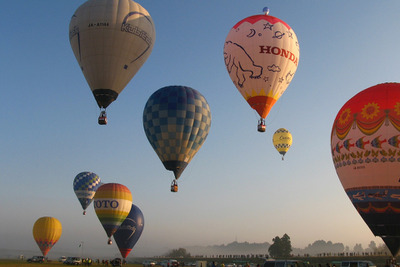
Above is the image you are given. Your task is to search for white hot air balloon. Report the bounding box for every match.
[223,7,299,132]
[69,0,155,125]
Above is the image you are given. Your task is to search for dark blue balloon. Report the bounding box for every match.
[113,204,144,259]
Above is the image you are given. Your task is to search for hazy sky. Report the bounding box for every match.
[2,0,400,260]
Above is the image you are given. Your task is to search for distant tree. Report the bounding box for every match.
[303,240,344,255]
[268,234,292,258]
[376,243,390,254]
[353,243,363,253]
[268,236,282,258]
[165,248,191,258]
[367,241,377,252]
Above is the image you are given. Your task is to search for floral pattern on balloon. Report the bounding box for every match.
[331,82,400,256]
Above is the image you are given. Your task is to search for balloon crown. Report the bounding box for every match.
[263,7,270,15]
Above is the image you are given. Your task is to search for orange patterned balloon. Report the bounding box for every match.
[331,83,400,256]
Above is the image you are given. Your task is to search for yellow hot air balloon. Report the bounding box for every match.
[32,217,62,257]
[69,0,155,125]
[272,128,292,160]
[223,7,299,132]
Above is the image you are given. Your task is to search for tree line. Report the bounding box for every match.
[164,234,391,258]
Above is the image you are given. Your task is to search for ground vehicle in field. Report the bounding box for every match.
[143,260,157,267]
[160,259,179,267]
[338,261,376,267]
[64,257,82,265]
[111,258,122,266]
[59,256,67,262]
[27,256,45,263]
[264,260,310,267]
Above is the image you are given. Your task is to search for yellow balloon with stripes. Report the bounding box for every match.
[93,183,132,244]
[32,217,62,256]
[272,128,292,160]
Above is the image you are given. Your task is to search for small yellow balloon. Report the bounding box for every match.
[272,128,292,160]
[32,217,62,256]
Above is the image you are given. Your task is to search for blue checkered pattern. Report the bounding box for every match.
[73,172,101,191]
[143,86,211,173]
[73,172,101,210]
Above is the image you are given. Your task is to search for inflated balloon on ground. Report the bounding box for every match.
[32,217,62,256]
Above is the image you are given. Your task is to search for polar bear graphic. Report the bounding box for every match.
[224,41,263,87]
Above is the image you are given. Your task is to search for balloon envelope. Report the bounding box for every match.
[223,10,299,120]
[93,183,132,242]
[331,83,400,256]
[73,171,101,213]
[69,0,155,109]
[32,217,62,256]
[272,128,292,159]
[143,85,212,179]
[114,204,144,258]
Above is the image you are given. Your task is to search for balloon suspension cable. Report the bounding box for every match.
[263,7,270,15]
[107,238,112,245]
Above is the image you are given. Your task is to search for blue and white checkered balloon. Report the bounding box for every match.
[73,171,101,214]
[143,85,211,180]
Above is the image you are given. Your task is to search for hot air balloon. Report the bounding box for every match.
[73,171,101,215]
[273,128,292,160]
[69,0,155,125]
[32,217,62,257]
[331,82,400,256]
[223,7,299,132]
[93,183,132,244]
[143,85,212,192]
[114,204,144,259]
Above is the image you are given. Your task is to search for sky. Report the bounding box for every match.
[2,0,400,260]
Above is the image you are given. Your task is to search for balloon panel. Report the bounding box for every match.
[331,83,400,243]
[143,86,211,179]
[273,128,292,155]
[32,217,62,256]
[224,14,299,119]
[114,204,144,258]
[69,0,155,108]
[382,237,400,257]
[73,172,101,211]
[94,183,132,238]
